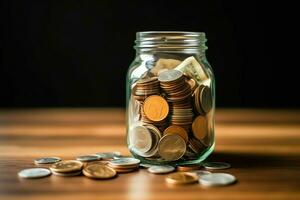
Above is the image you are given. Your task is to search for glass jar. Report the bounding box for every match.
[126,31,215,165]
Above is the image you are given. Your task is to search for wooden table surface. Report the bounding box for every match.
[0,108,299,200]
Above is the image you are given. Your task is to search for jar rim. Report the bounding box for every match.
[135,31,207,53]
[137,31,205,35]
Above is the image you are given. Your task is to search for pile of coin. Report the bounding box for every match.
[132,77,160,102]
[19,154,236,187]
[129,57,213,162]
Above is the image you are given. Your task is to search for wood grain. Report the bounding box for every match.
[0,108,299,200]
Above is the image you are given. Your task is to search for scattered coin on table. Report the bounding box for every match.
[148,165,175,174]
[199,173,236,186]
[177,164,201,172]
[76,155,100,162]
[51,170,82,177]
[95,152,121,160]
[165,172,199,185]
[191,170,211,176]
[34,157,61,165]
[203,162,231,170]
[18,168,51,179]
[50,160,83,173]
[140,163,157,168]
[18,153,236,187]
[83,164,117,179]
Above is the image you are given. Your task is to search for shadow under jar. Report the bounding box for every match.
[126,31,215,166]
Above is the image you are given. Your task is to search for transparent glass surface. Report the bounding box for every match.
[126,32,215,165]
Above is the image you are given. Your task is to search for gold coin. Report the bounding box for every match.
[192,116,207,140]
[163,125,189,143]
[50,160,83,173]
[187,78,198,91]
[200,85,212,113]
[177,164,201,172]
[84,160,109,167]
[83,164,116,179]
[166,172,199,184]
[158,134,186,161]
[143,95,169,122]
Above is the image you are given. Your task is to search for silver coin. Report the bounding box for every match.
[34,157,61,164]
[191,170,211,176]
[130,126,153,154]
[140,163,157,168]
[76,155,100,162]
[158,69,183,82]
[52,170,82,177]
[18,168,51,179]
[109,158,140,166]
[158,134,186,161]
[95,152,121,159]
[203,162,231,170]
[113,156,134,159]
[199,173,236,186]
[148,165,175,174]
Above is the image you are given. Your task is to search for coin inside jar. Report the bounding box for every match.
[158,69,183,83]
[158,134,186,161]
[143,95,169,122]
[192,116,208,140]
[130,125,153,154]
[194,85,212,114]
[163,125,189,143]
[199,85,212,113]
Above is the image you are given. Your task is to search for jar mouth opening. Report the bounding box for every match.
[135,31,207,52]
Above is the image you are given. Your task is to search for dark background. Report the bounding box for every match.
[1,0,298,108]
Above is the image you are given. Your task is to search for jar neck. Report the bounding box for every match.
[134,31,207,57]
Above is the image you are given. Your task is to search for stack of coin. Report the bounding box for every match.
[107,158,140,173]
[169,105,194,131]
[50,160,83,176]
[132,77,160,102]
[158,70,194,131]
[158,70,192,103]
